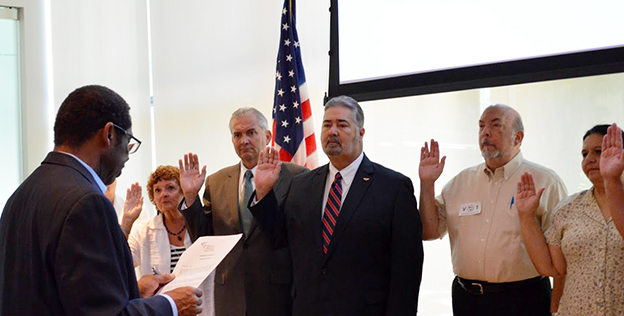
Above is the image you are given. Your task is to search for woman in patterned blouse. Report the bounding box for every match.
[516,124,624,315]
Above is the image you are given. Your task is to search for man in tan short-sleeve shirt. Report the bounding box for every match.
[419,104,567,316]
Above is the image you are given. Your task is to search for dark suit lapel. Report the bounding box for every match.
[309,165,329,256]
[323,155,374,262]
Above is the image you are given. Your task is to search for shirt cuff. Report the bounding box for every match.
[250,192,259,207]
[179,198,188,211]
[160,294,178,316]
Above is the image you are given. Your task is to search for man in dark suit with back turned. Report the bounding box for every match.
[178,107,307,316]
[251,95,424,315]
[0,85,202,316]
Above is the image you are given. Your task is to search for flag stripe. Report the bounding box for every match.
[301,99,312,121]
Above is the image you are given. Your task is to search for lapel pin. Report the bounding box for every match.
[363,177,370,181]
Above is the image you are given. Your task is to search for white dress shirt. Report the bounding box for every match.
[321,152,364,217]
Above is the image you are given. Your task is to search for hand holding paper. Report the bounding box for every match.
[158,234,242,294]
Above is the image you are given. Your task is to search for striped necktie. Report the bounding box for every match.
[321,172,342,253]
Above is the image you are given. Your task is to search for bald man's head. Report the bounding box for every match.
[478,104,524,170]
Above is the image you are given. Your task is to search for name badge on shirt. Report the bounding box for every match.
[459,202,482,216]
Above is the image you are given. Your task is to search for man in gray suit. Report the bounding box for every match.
[0,85,202,315]
[179,107,307,316]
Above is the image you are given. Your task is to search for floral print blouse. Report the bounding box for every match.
[546,188,624,315]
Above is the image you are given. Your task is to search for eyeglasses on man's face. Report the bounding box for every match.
[112,123,142,154]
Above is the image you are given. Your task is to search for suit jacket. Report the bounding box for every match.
[182,162,307,316]
[0,152,171,316]
[251,154,424,316]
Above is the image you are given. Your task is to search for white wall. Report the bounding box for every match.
[49,0,154,218]
[2,0,157,218]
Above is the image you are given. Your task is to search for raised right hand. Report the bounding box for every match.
[119,182,143,238]
[255,146,282,201]
[166,286,203,316]
[121,183,143,221]
[516,172,544,218]
[179,153,207,204]
[419,139,446,184]
[600,123,624,181]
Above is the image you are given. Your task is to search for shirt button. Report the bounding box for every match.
[481,238,485,242]
[485,219,490,223]
[321,268,327,275]
[600,263,604,268]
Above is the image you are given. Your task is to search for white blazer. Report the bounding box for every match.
[129,213,215,316]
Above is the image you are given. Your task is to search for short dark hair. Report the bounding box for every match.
[54,85,131,147]
[324,95,364,129]
[583,124,624,147]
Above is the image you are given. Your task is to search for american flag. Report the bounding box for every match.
[272,0,318,169]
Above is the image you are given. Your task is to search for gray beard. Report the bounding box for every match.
[481,148,501,160]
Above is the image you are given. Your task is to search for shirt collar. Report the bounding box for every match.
[239,162,257,177]
[483,151,524,181]
[57,151,108,193]
[328,152,364,187]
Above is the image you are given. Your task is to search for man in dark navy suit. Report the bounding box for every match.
[251,95,424,316]
[0,85,202,315]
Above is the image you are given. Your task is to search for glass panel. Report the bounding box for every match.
[0,13,21,212]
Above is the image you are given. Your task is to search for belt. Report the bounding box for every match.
[456,276,544,295]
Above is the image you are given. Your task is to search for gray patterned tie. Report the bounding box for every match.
[239,170,254,236]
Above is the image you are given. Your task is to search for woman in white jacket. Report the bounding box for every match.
[128,165,214,316]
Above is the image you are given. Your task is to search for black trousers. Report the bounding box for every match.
[452,276,551,316]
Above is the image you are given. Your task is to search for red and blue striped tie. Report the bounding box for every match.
[322,172,342,254]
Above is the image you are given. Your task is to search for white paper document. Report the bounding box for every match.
[158,234,242,293]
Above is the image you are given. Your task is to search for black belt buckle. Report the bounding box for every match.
[470,282,484,295]
[458,278,484,295]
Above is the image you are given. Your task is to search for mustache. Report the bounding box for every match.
[481,139,496,147]
[325,136,341,145]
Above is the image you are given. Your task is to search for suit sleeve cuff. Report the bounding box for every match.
[160,294,178,316]
[250,191,259,207]
[179,198,188,211]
